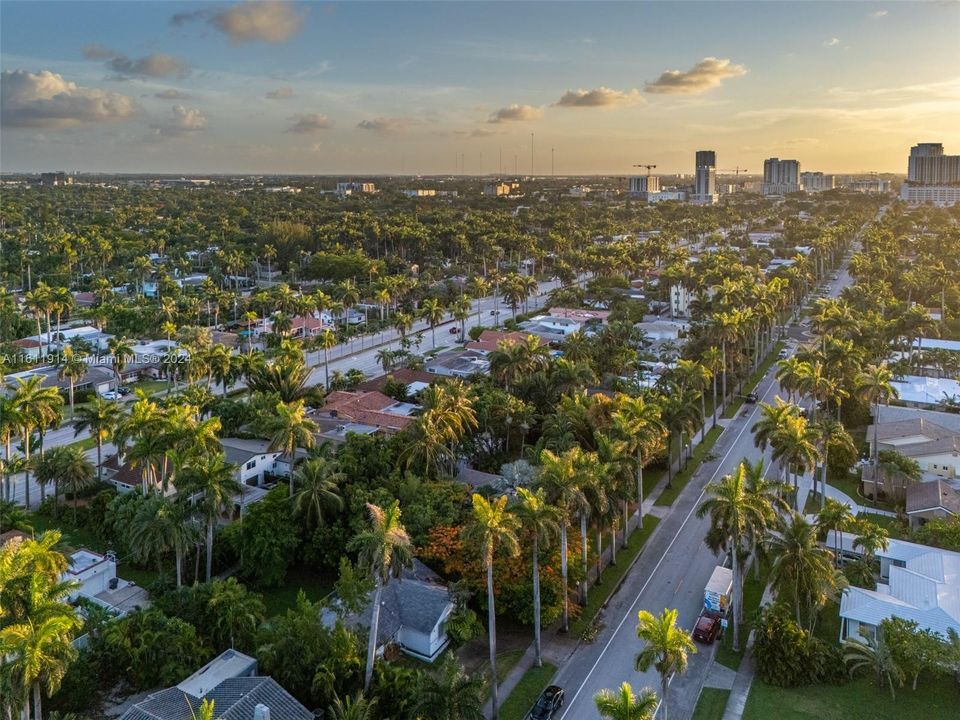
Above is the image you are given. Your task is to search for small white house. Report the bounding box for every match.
[64,549,148,615]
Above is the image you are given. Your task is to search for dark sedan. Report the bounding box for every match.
[528,685,565,719]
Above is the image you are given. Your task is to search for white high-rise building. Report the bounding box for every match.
[901,142,960,206]
[800,172,835,193]
[628,175,661,197]
[692,150,717,205]
[762,158,801,195]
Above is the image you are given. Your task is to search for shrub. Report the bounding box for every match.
[753,608,845,687]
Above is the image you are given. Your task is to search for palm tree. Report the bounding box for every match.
[594,682,658,720]
[770,414,820,508]
[106,336,133,391]
[843,635,904,700]
[817,498,857,567]
[318,328,338,387]
[659,387,700,485]
[291,457,344,530]
[207,577,266,650]
[127,494,197,586]
[697,460,775,651]
[462,494,520,720]
[514,487,560,667]
[413,654,486,720]
[327,693,377,720]
[488,336,551,392]
[39,446,95,523]
[266,400,317,496]
[452,295,472,341]
[56,347,88,419]
[536,447,588,632]
[856,363,898,467]
[10,376,63,507]
[177,453,241,582]
[350,501,413,692]
[0,498,34,535]
[419,297,446,349]
[768,511,844,632]
[634,608,695,720]
[612,396,665,529]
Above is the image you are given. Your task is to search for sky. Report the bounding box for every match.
[2,0,959,175]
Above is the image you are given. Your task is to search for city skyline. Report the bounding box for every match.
[2,0,959,175]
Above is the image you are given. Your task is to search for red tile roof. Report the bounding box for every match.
[318,390,414,431]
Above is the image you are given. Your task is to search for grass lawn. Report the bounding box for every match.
[30,513,107,553]
[568,516,662,637]
[742,675,960,720]
[259,565,335,617]
[714,562,770,671]
[499,662,557,720]
[654,426,723,507]
[67,436,97,451]
[857,512,909,540]
[812,601,841,646]
[692,688,730,720]
[133,379,169,396]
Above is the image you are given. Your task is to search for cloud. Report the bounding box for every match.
[872,10,888,18]
[356,116,415,134]
[1,69,137,127]
[487,104,543,123]
[266,86,293,100]
[154,89,190,100]
[150,104,207,137]
[553,86,643,107]
[82,43,114,60]
[823,37,840,47]
[82,45,190,78]
[453,128,499,138]
[175,1,304,44]
[286,113,333,133]
[644,57,747,95]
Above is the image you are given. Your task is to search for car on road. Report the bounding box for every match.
[489,309,500,316]
[744,392,758,403]
[448,326,459,334]
[528,685,564,719]
[693,612,722,644]
[778,348,789,359]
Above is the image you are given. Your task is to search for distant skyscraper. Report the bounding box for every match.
[907,143,960,185]
[800,171,835,193]
[628,175,660,195]
[901,142,960,206]
[693,150,717,204]
[761,158,801,195]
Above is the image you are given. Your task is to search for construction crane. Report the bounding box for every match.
[718,166,749,182]
[633,164,657,176]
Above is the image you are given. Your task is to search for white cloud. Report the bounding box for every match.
[356,116,416,133]
[872,10,888,18]
[266,86,293,100]
[173,1,304,44]
[487,104,543,123]
[150,104,207,137]
[453,128,499,138]
[1,69,137,127]
[644,57,747,94]
[155,89,191,100]
[553,86,643,107]
[82,45,190,78]
[824,37,840,47]
[286,113,333,133]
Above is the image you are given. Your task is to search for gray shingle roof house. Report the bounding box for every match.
[120,650,311,720]
[326,560,454,663]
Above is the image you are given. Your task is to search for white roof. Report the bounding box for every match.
[826,531,960,565]
[836,534,960,639]
[176,649,256,698]
[891,375,960,406]
[913,338,960,353]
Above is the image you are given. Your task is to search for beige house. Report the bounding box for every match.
[906,479,960,528]
[867,417,960,479]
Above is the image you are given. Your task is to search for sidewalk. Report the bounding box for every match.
[797,473,897,519]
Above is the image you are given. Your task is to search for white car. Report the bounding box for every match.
[99,390,120,401]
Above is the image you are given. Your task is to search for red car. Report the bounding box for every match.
[693,613,722,644]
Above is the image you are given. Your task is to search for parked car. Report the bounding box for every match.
[693,613,722,644]
[99,391,119,401]
[778,348,789,359]
[489,309,500,316]
[117,386,132,396]
[528,685,565,720]
[448,326,459,334]
[744,392,758,403]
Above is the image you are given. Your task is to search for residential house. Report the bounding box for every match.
[905,479,960,527]
[890,375,960,409]
[120,649,312,720]
[325,560,455,663]
[831,534,960,643]
[357,368,435,397]
[465,329,532,354]
[313,390,419,435]
[64,549,148,616]
[424,348,491,378]
[865,417,960,479]
[520,307,609,341]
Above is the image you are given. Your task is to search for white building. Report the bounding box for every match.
[647,190,687,203]
[801,171,835,193]
[336,181,376,196]
[907,143,960,185]
[670,284,693,317]
[832,535,960,643]
[629,175,661,198]
[402,188,437,197]
[900,184,960,207]
[762,158,801,195]
[64,549,148,615]
[890,375,960,409]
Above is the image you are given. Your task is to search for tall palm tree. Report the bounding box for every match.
[106,336,133,391]
[419,297,446,349]
[697,459,775,651]
[536,447,588,632]
[127,494,196,585]
[56,347,88,419]
[452,295,472,341]
[488,336,551,392]
[413,654,486,720]
[176,453,241,582]
[768,511,844,632]
[462,494,520,720]
[612,395,665,529]
[266,400,317,496]
[634,608,695,720]
[817,498,857,567]
[10,376,63,507]
[0,396,22,501]
[770,414,820,508]
[350,501,413,692]
[514,487,560,668]
[856,363,898,467]
[318,328,338,387]
[327,693,377,720]
[38,446,94,524]
[291,457,344,530]
[207,576,266,650]
[594,682,658,720]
